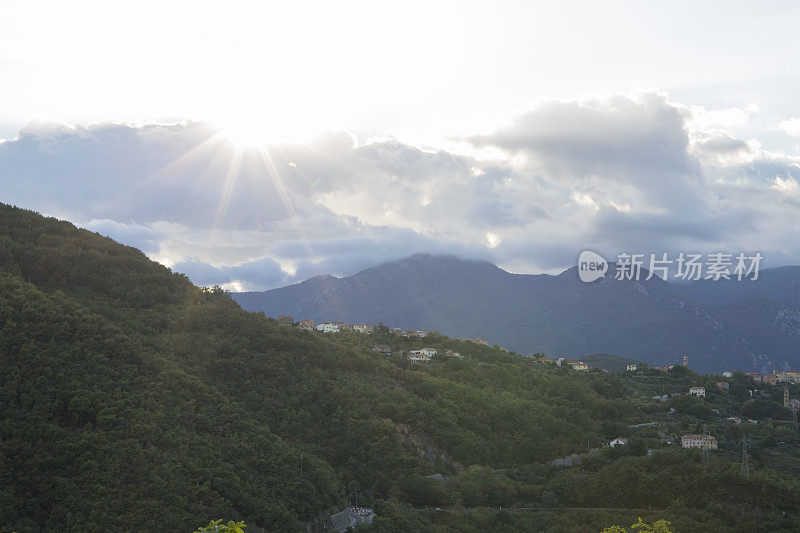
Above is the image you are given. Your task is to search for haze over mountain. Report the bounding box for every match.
[234,253,800,373]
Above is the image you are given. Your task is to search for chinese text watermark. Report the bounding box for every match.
[578,251,763,282]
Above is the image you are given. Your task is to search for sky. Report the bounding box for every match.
[1,0,800,290]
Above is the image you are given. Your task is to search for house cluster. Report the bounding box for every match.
[556,357,588,371]
[721,370,800,385]
[455,337,490,346]
[765,371,800,384]
[535,356,589,370]
[315,322,374,334]
[626,364,638,371]
[407,348,437,363]
[272,316,377,334]
[392,328,431,337]
[651,355,692,373]
[330,506,376,533]
[681,434,718,449]
[372,345,461,362]
[612,434,718,451]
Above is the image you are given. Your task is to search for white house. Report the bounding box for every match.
[609,437,628,448]
[626,364,638,371]
[689,386,706,397]
[408,348,436,363]
[722,371,734,378]
[557,357,588,370]
[681,434,717,449]
[315,322,340,333]
[354,324,373,334]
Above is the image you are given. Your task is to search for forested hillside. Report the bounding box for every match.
[0,205,639,531]
[3,204,800,532]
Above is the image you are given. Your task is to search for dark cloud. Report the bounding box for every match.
[468,93,696,180]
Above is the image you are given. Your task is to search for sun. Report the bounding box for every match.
[211,108,315,148]
[214,117,277,148]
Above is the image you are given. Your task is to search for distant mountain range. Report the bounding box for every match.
[232,253,800,373]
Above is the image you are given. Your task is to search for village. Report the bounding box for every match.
[272,314,800,466]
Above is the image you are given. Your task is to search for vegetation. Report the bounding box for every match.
[196,520,247,533]
[3,203,800,532]
[602,518,673,533]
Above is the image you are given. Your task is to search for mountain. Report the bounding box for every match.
[5,205,800,532]
[673,266,800,309]
[234,254,800,373]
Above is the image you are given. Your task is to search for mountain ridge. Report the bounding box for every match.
[233,253,800,372]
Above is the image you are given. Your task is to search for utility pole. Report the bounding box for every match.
[741,433,750,480]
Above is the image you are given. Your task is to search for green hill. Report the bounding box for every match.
[3,204,800,532]
[0,205,633,531]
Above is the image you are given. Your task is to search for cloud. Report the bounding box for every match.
[780,117,800,138]
[1,93,800,290]
[468,92,695,180]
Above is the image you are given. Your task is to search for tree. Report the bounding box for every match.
[603,517,673,533]
[195,519,246,533]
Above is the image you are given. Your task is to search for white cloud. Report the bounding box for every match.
[2,92,800,290]
[780,118,800,138]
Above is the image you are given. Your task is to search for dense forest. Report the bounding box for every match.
[2,203,800,532]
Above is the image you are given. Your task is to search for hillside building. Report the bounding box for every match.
[681,434,717,449]
[407,348,436,363]
[316,322,340,333]
[557,357,588,371]
[689,386,706,398]
[295,318,315,331]
[407,352,432,363]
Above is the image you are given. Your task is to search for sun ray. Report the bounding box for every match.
[100,129,227,214]
[212,145,245,230]
[255,146,316,257]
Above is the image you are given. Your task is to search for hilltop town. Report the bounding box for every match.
[269,313,800,472]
